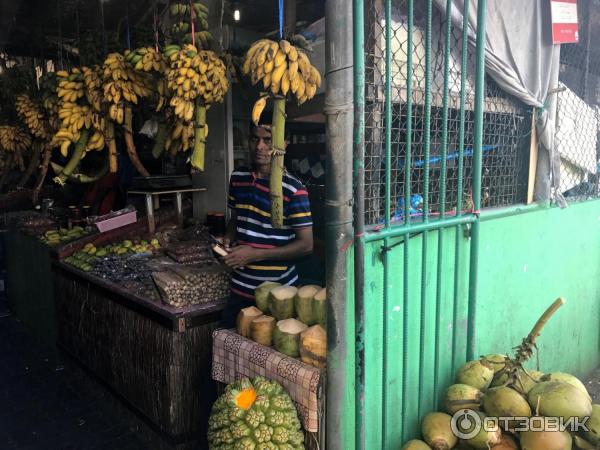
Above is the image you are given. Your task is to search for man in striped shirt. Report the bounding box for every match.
[220,123,314,327]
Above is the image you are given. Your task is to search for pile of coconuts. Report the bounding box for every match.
[401,298,600,450]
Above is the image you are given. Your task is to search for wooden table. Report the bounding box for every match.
[128,188,206,233]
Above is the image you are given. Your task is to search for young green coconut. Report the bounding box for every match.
[421,412,457,450]
[401,440,433,450]
[493,298,567,395]
[519,426,573,450]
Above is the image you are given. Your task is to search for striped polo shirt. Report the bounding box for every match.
[227,168,313,299]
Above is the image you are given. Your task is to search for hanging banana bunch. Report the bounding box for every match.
[242,38,322,228]
[166,44,228,170]
[169,1,212,48]
[102,52,154,177]
[15,95,52,188]
[34,72,61,204]
[41,73,60,131]
[51,68,105,186]
[15,95,52,141]
[126,46,171,159]
[0,125,32,178]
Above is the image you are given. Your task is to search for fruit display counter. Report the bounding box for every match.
[51,223,231,446]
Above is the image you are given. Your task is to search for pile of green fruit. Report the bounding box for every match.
[63,237,162,271]
[401,299,599,450]
[40,226,87,246]
[63,248,97,272]
[100,238,162,256]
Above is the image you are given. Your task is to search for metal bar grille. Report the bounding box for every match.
[363,0,530,227]
[555,0,600,200]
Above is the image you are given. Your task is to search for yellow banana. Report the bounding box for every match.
[252,96,267,126]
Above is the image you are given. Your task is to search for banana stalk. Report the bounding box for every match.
[15,150,25,172]
[53,129,90,185]
[18,141,43,188]
[50,160,109,183]
[0,152,15,190]
[190,102,207,171]
[106,121,118,173]
[124,107,150,177]
[269,98,286,228]
[32,146,52,205]
[152,122,168,159]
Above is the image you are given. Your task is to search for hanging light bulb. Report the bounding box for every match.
[232,2,241,22]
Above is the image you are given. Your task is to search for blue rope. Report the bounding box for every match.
[278,0,284,39]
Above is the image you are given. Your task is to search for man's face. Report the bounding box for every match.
[249,126,273,166]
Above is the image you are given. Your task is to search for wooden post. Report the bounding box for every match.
[527,109,538,204]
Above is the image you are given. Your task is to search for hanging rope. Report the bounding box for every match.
[189,0,196,47]
[278,0,284,39]
[153,8,160,52]
[125,0,132,49]
[100,0,107,55]
[57,0,64,70]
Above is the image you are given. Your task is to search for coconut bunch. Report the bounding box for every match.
[15,95,52,140]
[242,38,322,228]
[401,298,599,450]
[166,44,228,170]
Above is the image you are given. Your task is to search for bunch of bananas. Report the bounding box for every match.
[127,47,169,112]
[40,73,60,131]
[169,1,212,48]
[53,104,105,156]
[52,67,105,161]
[243,39,321,105]
[102,52,153,124]
[0,126,32,154]
[82,66,103,112]
[125,47,167,73]
[15,95,52,140]
[56,69,85,103]
[165,120,196,154]
[167,45,228,121]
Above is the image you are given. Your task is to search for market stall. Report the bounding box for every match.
[0,0,329,447]
[52,220,231,445]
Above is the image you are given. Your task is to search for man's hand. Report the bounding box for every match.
[223,245,262,269]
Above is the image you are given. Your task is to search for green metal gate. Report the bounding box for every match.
[352,0,488,447]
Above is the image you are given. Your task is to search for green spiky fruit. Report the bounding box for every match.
[208,376,304,449]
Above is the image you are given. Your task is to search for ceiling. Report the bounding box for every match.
[0,0,324,60]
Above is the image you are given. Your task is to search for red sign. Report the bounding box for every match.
[550,0,579,44]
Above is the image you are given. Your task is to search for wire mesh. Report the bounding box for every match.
[363,0,530,226]
[555,0,600,201]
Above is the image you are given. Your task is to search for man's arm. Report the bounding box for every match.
[223,227,313,270]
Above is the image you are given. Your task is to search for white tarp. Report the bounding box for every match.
[433,0,564,205]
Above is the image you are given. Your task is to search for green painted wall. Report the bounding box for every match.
[476,199,600,377]
[358,199,600,448]
[362,226,470,449]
